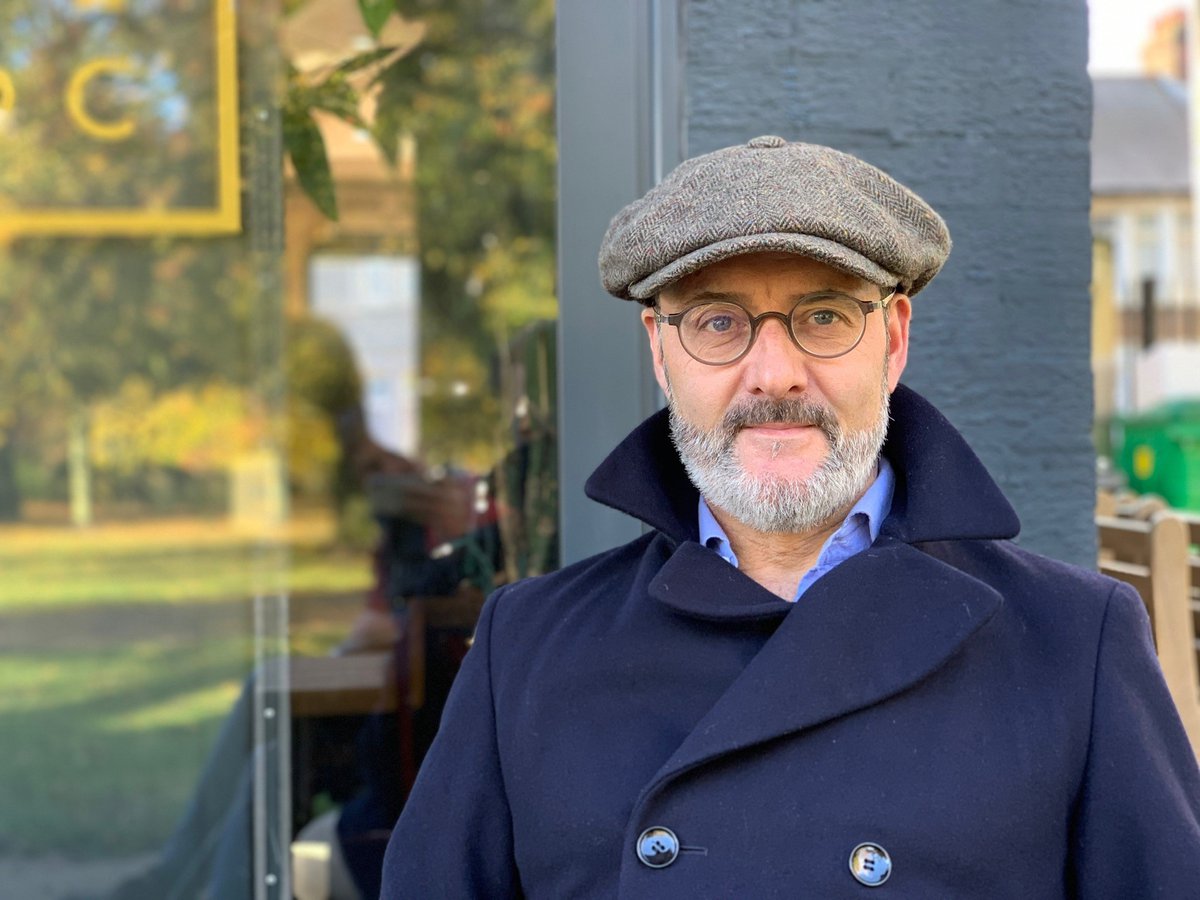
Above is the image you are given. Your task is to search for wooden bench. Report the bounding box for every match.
[1098,512,1200,754]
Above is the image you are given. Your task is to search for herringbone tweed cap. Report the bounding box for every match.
[599,136,951,301]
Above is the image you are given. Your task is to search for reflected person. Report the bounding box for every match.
[100,317,473,900]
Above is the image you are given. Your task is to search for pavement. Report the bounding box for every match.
[0,853,152,900]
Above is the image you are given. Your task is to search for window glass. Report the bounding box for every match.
[1177,212,1192,298]
[0,1,293,896]
[0,0,556,897]
[284,5,557,897]
[1136,212,1159,279]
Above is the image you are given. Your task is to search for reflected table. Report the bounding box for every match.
[289,652,397,718]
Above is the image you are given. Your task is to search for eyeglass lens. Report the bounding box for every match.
[679,293,868,363]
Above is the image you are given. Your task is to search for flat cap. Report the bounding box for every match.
[599,135,951,301]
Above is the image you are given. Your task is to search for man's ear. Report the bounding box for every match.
[885,293,911,392]
[640,305,671,397]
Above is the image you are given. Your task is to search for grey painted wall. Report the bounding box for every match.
[556,1,683,565]
[684,0,1096,566]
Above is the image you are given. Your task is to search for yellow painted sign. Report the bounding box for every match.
[0,0,240,236]
[74,0,130,11]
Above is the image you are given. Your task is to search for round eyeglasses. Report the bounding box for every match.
[654,287,897,366]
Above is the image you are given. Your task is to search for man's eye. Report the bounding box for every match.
[690,306,745,333]
[801,308,844,327]
[700,314,736,333]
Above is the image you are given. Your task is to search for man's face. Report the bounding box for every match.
[641,252,912,533]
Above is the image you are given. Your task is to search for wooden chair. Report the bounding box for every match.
[1184,513,1200,687]
[393,586,487,789]
[1098,512,1200,755]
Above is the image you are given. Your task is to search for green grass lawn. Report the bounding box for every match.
[0,521,370,612]
[0,638,249,856]
[0,516,371,858]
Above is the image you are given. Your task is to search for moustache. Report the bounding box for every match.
[720,397,840,440]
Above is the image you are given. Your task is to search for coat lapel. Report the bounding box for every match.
[642,538,1003,792]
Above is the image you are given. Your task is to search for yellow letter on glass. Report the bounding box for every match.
[0,69,15,114]
[66,57,136,141]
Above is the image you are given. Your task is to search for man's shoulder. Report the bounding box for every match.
[918,535,1129,626]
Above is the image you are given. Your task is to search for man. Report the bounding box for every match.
[382,137,1200,897]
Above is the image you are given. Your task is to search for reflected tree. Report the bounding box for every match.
[287,0,557,469]
[0,0,256,523]
[0,0,557,526]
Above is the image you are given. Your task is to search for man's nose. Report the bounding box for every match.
[741,314,809,397]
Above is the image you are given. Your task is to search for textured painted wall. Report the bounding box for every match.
[685,0,1096,566]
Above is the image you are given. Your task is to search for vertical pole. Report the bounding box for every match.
[68,406,92,527]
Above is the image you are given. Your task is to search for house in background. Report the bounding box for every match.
[1090,75,1200,421]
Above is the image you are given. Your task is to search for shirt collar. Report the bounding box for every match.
[698,456,896,574]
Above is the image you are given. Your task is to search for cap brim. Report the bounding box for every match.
[627,232,901,300]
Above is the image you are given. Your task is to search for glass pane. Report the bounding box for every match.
[282,3,557,899]
[0,1,289,898]
[1,0,557,896]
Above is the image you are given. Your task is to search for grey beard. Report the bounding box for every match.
[668,390,890,534]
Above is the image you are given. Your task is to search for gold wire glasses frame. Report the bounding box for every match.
[654,285,899,366]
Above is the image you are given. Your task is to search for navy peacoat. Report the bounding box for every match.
[381,385,1200,898]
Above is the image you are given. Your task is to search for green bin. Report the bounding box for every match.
[1110,400,1200,512]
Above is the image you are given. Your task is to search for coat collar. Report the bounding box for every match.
[584,383,1020,547]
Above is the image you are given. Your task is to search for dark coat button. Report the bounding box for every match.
[636,827,679,868]
[849,842,892,886]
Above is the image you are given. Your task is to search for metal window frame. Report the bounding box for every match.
[556,0,685,565]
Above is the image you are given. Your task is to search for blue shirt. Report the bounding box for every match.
[698,456,895,602]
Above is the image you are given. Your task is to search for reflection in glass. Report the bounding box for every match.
[278,3,559,898]
[1,0,556,897]
[279,2,559,896]
[1,0,286,898]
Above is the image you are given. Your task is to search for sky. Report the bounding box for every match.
[1089,0,1186,74]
